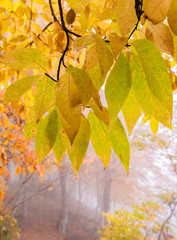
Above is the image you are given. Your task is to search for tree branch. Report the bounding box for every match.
[56,0,70,80]
[128,0,144,40]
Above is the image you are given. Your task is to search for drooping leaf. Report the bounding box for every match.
[109,35,128,58]
[4,75,41,102]
[34,75,55,122]
[168,0,177,36]
[141,114,151,126]
[145,22,174,55]
[150,117,159,136]
[116,0,137,36]
[88,111,111,169]
[105,54,131,119]
[67,65,93,107]
[122,89,142,135]
[109,117,130,175]
[55,72,82,144]
[89,99,109,125]
[131,40,173,125]
[53,111,68,166]
[143,0,172,24]
[95,35,113,75]
[83,45,104,90]
[35,109,58,163]
[74,35,95,50]
[67,115,90,176]
[0,48,47,71]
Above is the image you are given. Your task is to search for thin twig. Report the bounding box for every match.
[10,176,60,211]
[45,73,57,82]
[4,172,34,209]
[128,0,144,40]
[49,0,61,25]
[56,0,70,80]
[25,22,53,48]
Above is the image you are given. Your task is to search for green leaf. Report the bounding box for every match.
[35,109,58,163]
[95,35,113,75]
[74,35,95,50]
[88,111,111,169]
[109,118,130,174]
[132,39,173,125]
[53,112,68,166]
[4,75,41,102]
[105,54,131,119]
[0,48,47,71]
[55,72,82,144]
[122,89,142,135]
[24,108,36,140]
[67,114,90,176]
[67,65,93,107]
[34,75,55,122]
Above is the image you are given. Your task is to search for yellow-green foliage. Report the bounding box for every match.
[0,209,20,240]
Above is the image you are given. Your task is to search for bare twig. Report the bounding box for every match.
[157,202,177,240]
[25,22,53,48]
[128,0,144,40]
[10,177,60,211]
[4,172,34,209]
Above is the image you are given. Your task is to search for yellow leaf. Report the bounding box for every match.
[15,5,25,18]
[25,6,32,20]
[150,117,159,135]
[141,114,151,126]
[168,0,177,36]
[116,0,137,36]
[15,166,22,176]
[32,23,42,35]
[145,22,174,55]
[3,140,8,145]
[55,72,82,144]
[143,0,172,24]
[1,0,12,10]
[110,34,128,58]
[33,0,46,4]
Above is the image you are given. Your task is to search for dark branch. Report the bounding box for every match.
[49,0,61,25]
[57,0,70,80]
[128,0,144,40]
[67,30,81,37]
[45,73,57,82]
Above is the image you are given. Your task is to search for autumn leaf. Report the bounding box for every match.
[143,0,172,24]
[88,111,111,169]
[105,54,131,119]
[55,72,82,144]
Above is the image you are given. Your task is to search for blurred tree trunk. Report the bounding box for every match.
[56,167,68,234]
[101,175,112,224]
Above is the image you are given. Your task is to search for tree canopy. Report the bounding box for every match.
[0,0,177,176]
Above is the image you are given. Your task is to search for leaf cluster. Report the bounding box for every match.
[0,0,177,175]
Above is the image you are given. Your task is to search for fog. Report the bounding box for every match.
[4,93,177,240]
